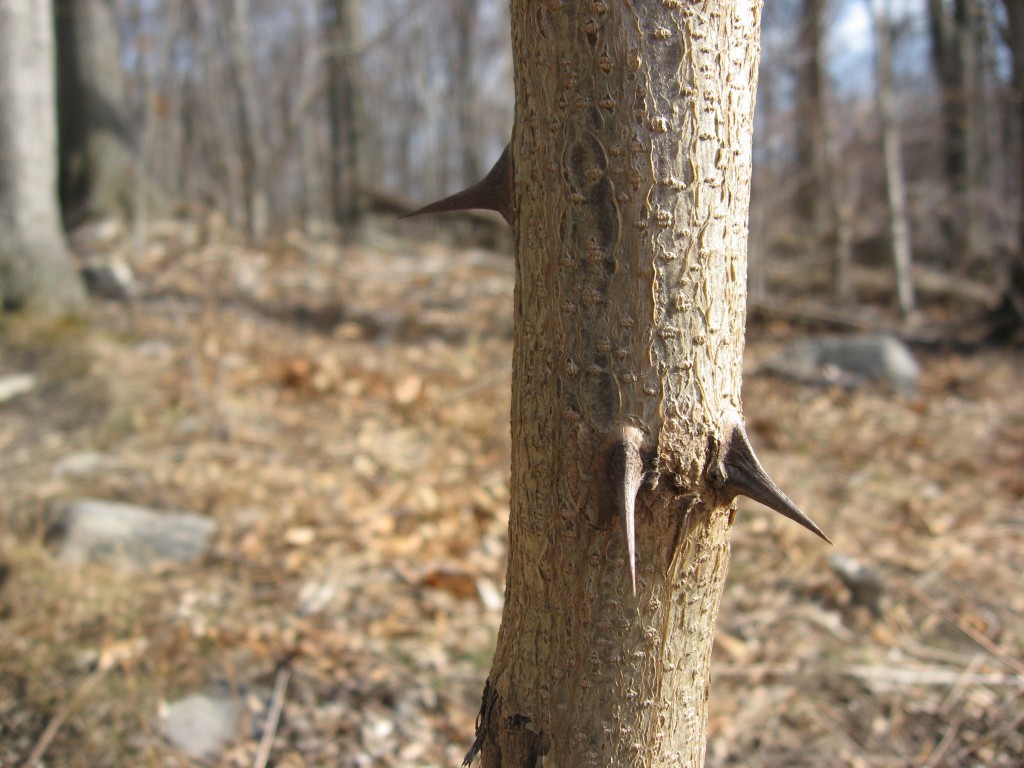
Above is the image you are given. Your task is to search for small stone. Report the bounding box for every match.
[766,334,920,394]
[135,339,174,360]
[52,451,115,478]
[69,218,123,251]
[830,553,886,616]
[52,499,216,570]
[81,259,137,301]
[161,693,240,759]
[0,373,36,404]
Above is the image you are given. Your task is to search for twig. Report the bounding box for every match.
[901,582,1024,676]
[252,667,290,768]
[944,697,1024,766]
[24,666,110,767]
[919,707,965,768]
[844,665,1024,688]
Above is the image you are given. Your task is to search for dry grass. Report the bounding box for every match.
[1,222,1021,766]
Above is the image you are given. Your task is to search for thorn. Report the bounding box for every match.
[715,411,832,544]
[608,426,646,595]
[400,144,513,225]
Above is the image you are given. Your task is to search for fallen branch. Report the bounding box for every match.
[250,667,290,768]
[843,665,1024,688]
[24,666,111,767]
[252,666,290,768]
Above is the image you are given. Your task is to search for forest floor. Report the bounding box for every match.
[0,220,1022,767]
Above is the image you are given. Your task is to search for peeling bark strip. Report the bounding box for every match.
[439,3,827,766]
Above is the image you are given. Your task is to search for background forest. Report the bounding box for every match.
[0,0,1022,766]
[51,0,1024,325]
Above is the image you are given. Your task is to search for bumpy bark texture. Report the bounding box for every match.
[475,2,764,766]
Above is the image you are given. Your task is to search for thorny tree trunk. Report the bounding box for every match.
[0,0,85,315]
[465,2,824,766]
[872,0,916,317]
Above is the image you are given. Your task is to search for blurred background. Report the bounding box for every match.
[0,0,1022,766]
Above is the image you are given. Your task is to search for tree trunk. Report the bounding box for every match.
[926,0,987,260]
[324,0,366,233]
[872,0,916,318]
[794,0,828,230]
[227,0,270,241]
[452,0,483,186]
[0,0,86,315]
[472,2,793,765]
[992,0,1024,333]
[55,0,151,227]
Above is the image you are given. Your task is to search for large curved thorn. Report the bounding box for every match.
[716,412,832,544]
[607,426,646,595]
[401,144,513,225]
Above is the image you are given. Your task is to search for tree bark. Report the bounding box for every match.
[794,0,829,230]
[227,0,270,241]
[926,0,987,259]
[992,0,1024,332]
[0,0,86,315]
[872,0,916,317]
[324,0,366,232]
[452,0,483,186]
[55,0,152,226]
[475,2,766,765]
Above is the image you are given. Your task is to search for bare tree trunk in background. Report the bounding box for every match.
[833,161,858,306]
[193,4,247,230]
[55,0,157,227]
[472,2,792,765]
[872,0,916,318]
[452,0,482,186]
[927,0,987,261]
[324,0,366,234]
[228,0,269,241]
[126,0,182,260]
[793,0,857,303]
[0,0,86,315]
[795,0,828,230]
[300,40,328,238]
[177,2,201,203]
[993,0,1024,330]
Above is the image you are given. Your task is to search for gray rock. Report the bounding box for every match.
[52,451,117,478]
[81,259,137,301]
[68,218,123,251]
[135,339,174,360]
[830,553,886,616]
[765,334,920,394]
[52,499,216,569]
[161,693,240,759]
[0,373,36,404]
